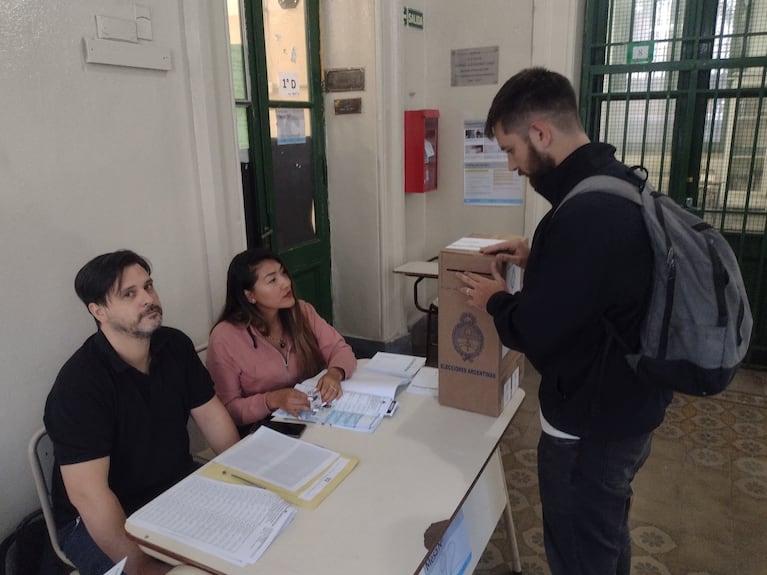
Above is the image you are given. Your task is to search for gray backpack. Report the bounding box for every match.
[559,169,753,396]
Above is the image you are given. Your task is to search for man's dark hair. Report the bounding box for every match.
[74,250,151,307]
[485,67,582,139]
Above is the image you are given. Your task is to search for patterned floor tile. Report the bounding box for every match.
[518,555,551,575]
[730,405,765,422]
[732,437,767,456]
[506,467,537,489]
[690,413,728,430]
[631,555,673,575]
[521,527,545,555]
[631,525,677,554]
[655,422,686,440]
[734,456,767,477]
[507,488,530,513]
[693,400,726,415]
[731,421,766,437]
[688,447,728,467]
[735,476,767,498]
[688,429,728,448]
[513,448,537,468]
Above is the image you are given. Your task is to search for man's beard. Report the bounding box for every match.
[112,305,163,339]
[525,145,556,191]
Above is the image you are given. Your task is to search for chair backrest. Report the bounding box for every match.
[27,428,76,569]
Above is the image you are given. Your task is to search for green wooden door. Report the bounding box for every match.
[229,0,333,321]
[582,0,767,367]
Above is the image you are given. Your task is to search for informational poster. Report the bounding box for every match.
[424,509,472,575]
[463,120,523,205]
[276,108,306,145]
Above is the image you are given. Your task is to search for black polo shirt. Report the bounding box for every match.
[44,326,214,527]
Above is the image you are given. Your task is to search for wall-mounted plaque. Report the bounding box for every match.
[451,46,499,87]
[325,68,365,92]
[334,98,362,115]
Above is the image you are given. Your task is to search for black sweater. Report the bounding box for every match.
[487,143,672,438]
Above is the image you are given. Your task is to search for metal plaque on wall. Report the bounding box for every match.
[334,98,362,115]
[325,68,365,92]
[451,46,499,87]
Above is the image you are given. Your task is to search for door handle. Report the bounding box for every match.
[261,227,274,239]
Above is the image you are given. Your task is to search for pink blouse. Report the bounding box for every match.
[206,300,357,425]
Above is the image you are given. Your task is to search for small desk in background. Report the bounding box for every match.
[393,260,439,313]
[394,260,440,362]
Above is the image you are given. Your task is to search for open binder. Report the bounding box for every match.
[198,426,358,508]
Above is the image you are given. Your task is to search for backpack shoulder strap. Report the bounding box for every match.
[555,174,642,215]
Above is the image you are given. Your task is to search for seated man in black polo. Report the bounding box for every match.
[44,250,240,575]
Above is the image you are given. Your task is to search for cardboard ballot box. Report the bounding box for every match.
[438,235,524,417]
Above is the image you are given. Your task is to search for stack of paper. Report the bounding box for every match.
[362,352,426,380]
[201,426,357,508]
[128,474,296,567]
[341,367,411,398]
[406,366,439,397]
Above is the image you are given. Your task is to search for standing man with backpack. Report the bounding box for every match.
[458,67,673,575]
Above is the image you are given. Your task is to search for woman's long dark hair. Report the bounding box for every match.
[214,248,326,378]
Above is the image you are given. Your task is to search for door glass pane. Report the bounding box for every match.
[715,0,767,59]
[605,0,686,65]
[599,98,675,193]
[263,0,309,102]
[702,96,767,233]
[235,106,250,162]
[228,0,247,100]
[268,107,316,249]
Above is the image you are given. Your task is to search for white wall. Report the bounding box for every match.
[0,0,243,537]
[322,0,390,340]
[326,0,535,336]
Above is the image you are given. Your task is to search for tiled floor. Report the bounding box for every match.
[471,363,767,575]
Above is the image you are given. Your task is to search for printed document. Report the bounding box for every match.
[362,352,426,380]
[424,509,472,575]
[274,379,391,432]
[406,366,439,397]
[201,426,358,508]
[215,426,338,493]
[341,367,411,398]
[128,475,296,567]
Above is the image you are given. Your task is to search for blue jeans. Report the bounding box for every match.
[537,431,653,575]
[58,517,122,575]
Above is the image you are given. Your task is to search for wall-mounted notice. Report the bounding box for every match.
[278,71,300,98]
[276,109,306,145]
[451,47,498,87]
[463,120,523,206]
[403,7,424,29]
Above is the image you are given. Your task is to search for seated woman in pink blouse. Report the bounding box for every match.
[207,248,356,430]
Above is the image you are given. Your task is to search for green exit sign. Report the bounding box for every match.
[403,7,424,29]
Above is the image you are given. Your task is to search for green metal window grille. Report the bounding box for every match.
[582,0,767,366]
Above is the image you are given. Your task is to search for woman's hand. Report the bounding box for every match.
[316,367,344,403]
[266,388,311,417]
